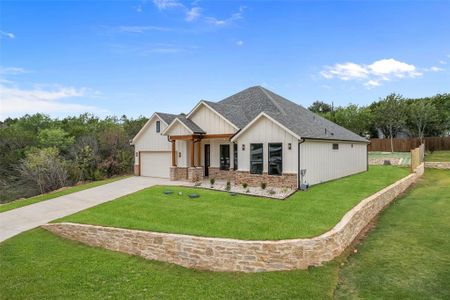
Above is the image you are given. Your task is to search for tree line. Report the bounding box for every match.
[0,114,147,203]
[308,93,450,151]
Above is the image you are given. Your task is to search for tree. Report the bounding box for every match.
[38,128,75,151]
[18,147,68,194]
[333,104,372,136]
[373,93,407,152]
[406,100,438,143]
[308,101,333,114]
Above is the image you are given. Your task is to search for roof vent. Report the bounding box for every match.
[324,128,327,134]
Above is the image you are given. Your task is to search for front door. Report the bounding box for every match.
[204,144,210,177]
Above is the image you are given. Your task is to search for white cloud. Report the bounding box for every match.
[0,67,28,75]
[186,7,201,22]
[236,40,244,46]
[321,62,369,80]
[118,26,171,33]
[428,66,444,72]
[0,30,15,39]
[439,60,447,65]
[367,58,421,78]
[0,84,105,120]
[321,58,426,88]
[205,6,245,26]
[153,0,182,10]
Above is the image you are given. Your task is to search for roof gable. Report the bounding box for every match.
[131,113,169,145]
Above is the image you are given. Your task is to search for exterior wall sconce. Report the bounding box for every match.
[178,152,181,157]
[242,144,245,151]
[135,152,139,157]
[288,143,292,150]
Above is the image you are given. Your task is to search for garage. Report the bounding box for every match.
[140,152,171,178]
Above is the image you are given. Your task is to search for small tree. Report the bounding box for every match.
[373,94,407,152]
[18,147,68,194]
[406,100,438,143]
[38,128,74,152]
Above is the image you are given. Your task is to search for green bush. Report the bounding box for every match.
[261,182,267,190]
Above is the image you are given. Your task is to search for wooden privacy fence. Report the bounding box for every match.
[368,137,450,152]
[410,144,425,171]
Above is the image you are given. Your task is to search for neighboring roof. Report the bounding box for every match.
[208,86,368,143]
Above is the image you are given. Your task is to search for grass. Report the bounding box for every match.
[0,169,448,299]
[60,166,409,240]
[0,228,340,300]
[424,150,450,162]
[0,175,131,213]
[335,169,450,299]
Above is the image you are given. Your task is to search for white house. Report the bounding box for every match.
[131,86,369,188]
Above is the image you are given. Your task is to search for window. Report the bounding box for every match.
[156,121,161,133]
[233,143,238,171]
[250,143,263,174]
[332,143,339,150]
[268,143,283,175]
[220,144,230,170]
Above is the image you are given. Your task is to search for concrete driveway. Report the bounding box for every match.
[0,176,189,242]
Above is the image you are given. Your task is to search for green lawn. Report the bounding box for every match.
[424,150,450,162]
[1,169,448,299]
[335,169,450,299]
[60,166,409,240]
[0,175,131,213]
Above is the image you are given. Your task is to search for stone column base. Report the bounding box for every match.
[170,167,188,181]
[188,167,203,182]
[134,165,140,176]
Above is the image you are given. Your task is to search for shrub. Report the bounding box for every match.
[225,181,231,191]
[242,183,248,189]
[261,182,267,190]
[209,177,215,187]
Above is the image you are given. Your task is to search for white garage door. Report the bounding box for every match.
[140,152,171,178]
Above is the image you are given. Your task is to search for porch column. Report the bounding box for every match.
[190,140,195,167]
[171,140,176,166]
[197,140,201,167]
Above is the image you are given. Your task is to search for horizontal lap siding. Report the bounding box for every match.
[300,141,367,185]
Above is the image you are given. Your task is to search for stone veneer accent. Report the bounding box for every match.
[134,165,140,176]
[43,164,423,273]
[208,167,235,181]
[188,167,203,182]
[170,167,188,181]
[235,171,298,189]
[424,162,450,169]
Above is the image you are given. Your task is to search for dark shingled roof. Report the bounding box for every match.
[155,112,177,125]
[156,112,204,133]
[206,86,368,143]
[177,115,205,134]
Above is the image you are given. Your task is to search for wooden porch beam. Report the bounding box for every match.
[171,140,176,166]
[197,140,201,167]
[202,133,234,139]
[169,134,202,141]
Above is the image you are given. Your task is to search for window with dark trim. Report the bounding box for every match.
[220,144,230,170]
[233,143,238,171]
[250,143,263,174]
[332,143,339,150]
[156,121,161,133]
[268,143,282,175]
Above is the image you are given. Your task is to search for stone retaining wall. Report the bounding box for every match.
[425,162,450,169]
[43,164,424,273]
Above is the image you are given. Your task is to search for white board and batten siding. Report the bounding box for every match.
[299,140,367,185]
[134,116,171,164]
[189,104,237,134]
[235,115,298,173]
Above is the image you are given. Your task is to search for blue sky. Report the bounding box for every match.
[1,0,449,120]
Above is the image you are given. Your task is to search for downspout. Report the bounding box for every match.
[298,138,306,190]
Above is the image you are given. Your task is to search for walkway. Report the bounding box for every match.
[0,177,189,242]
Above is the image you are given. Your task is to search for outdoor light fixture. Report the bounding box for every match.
[135,152,138,157]
[288,143,292,150]
[178,152,181,157]
[242,144,245,151]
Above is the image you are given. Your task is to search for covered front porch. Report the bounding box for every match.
[168,133,235,182]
